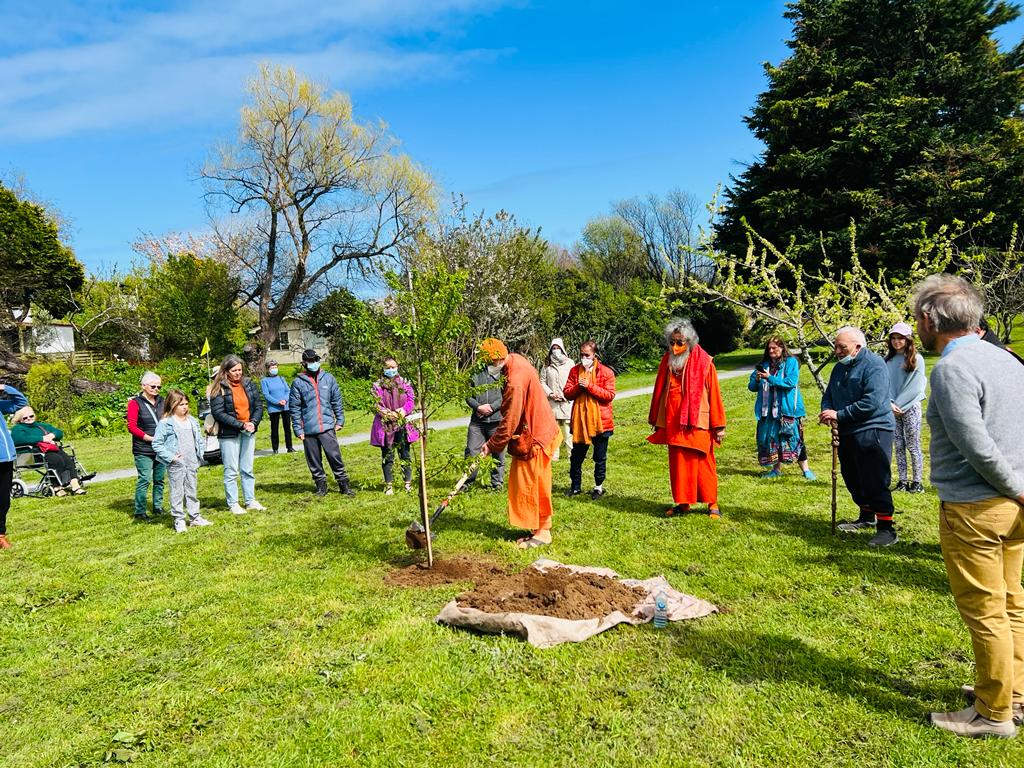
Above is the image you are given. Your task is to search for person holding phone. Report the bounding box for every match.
[747,336,815,480]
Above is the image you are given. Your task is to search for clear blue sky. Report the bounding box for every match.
[3,1,1023,274]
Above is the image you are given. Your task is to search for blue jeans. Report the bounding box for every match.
[220,432,256,507]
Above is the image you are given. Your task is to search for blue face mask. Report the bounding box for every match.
[384,368,398,378]
[838,354,856,366]
[306,362,321,373]
[268,367,279,376]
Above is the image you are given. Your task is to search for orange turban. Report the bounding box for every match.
[479,338,509,362]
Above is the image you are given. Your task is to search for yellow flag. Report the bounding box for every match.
[200,338,210,356]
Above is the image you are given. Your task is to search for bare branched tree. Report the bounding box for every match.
[200,64,435,369]
[680,196,966,391]
[959,224,1024,343]
[614,188,710,282]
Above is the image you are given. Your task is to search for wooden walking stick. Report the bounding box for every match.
[830,421,839,535]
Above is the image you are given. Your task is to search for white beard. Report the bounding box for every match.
[669,350,689,375]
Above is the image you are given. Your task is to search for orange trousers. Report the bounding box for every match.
[668,445,718,505]
[507,436,559,532]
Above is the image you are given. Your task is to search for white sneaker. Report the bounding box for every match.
[384,484,394,496]
[190,516,213,527]
[246,500,266,511]
[174,520,187,533]
[229,504,247,515]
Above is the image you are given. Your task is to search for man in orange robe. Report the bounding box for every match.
[479,338,561,548]
[648,318,727,518]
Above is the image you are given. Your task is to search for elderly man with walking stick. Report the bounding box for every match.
[818,326,898,548]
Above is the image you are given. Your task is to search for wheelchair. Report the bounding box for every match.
[10,444,94,499]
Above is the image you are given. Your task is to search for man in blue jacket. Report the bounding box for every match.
[1,383,30,549]
[819,326,898,548]
[260,360,294,454]
[289,349,354,497]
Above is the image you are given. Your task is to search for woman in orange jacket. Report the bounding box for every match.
[563,340,616,499]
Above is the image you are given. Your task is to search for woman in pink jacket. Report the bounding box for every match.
[369,357,420,494]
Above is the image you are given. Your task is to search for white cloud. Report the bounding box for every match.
[0,0,511,141]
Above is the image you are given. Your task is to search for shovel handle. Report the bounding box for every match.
[428,461,479,525]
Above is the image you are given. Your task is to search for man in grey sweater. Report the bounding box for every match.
[914,274,1024,739]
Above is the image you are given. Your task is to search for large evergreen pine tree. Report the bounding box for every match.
[716,0,1024,273]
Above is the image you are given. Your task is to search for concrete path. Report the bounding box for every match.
[91,367,753,484]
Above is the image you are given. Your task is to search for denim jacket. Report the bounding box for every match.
[152,416,205,466]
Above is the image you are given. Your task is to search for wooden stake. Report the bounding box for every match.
[406,261,433,568]
[830,421,839,535]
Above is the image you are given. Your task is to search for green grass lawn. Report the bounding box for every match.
[6,372,1017,767]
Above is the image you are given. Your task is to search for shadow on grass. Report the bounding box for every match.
[588,491,684,518]
[258,498,514,566]
[736,504,951,595]
[673,627,944,719]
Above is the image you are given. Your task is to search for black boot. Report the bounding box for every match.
[339,480,356,497]
[314,479,328,497]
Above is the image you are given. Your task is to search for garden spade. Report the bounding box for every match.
[405,462,479,549]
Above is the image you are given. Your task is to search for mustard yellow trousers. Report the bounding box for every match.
[939,497,1024,721]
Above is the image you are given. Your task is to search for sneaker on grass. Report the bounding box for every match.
[229,504,247,515]
[174,520,187,534]
[802,469,817,481]
[868,528,898,548]
[960,685,1024,725]
[190,516,213,527]
[246,500,266,511]
[930,705,1017,738]
[836,520,875,532]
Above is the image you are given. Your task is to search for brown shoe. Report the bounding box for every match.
[930,705,1017,738]
[0,534,11,550]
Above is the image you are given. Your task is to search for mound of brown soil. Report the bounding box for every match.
[456,566,647,620]
[385,557,508,588]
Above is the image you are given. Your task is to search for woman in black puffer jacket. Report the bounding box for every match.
[209,355,264,514]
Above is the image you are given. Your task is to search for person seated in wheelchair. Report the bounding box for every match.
[10,407,87,496]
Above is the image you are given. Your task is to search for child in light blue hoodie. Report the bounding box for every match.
[884,322,927,493]
[153,389,212,533]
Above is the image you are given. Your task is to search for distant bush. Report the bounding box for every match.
[24,361,74,425]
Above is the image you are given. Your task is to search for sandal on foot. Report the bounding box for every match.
[708,507,722,520]
[54,488,68,497]
[665,504,690,517]
[517,537,549,550]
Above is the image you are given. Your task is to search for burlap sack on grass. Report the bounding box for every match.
[436,558,717,648]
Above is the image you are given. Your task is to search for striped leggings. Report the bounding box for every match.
[894,403,923,484]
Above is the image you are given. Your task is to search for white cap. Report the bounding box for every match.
[550,337,565,351]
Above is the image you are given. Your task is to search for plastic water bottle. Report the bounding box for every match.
[653,590,668,629]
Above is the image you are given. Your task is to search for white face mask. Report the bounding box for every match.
[487,364,502,376]
[580,356,594,369]
[551,349,565,363]
[268,367,279,376]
